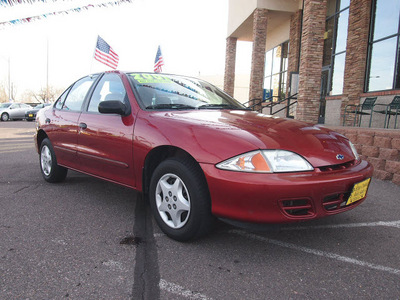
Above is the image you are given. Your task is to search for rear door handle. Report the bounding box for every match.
[79,123,87,130]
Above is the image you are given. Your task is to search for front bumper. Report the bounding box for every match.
[25,113,36,120]
[201,160,373,223]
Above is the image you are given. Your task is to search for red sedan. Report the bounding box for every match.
[35,71,373,241]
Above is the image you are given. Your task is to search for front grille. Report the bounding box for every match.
[323,192,352,211]
[318,160,356,172]
[279,199,315,217]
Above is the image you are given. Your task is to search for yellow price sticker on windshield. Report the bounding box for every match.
[131,74,172,84]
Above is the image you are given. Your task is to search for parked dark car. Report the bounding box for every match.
[34,71,373,241]
[25,103,51,121]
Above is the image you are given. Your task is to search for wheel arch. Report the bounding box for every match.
[142,145,208,197]
[36,129,48,152]
[1,112,9,121]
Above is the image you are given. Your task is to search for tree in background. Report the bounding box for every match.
[0,81,64,103]
[0,84,7,103]
[28,86,64,103]
[0,81,17,102]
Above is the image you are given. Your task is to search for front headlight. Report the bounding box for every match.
[349,141,360,161]
[216,150,314,173]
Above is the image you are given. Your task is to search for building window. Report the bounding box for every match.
[264,41,288,102]
[323,0,350,96]
[366,0,400,92]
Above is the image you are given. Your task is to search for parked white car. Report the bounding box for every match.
[0,103,32,121]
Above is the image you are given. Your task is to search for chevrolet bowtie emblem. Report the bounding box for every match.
[336,154,344,160]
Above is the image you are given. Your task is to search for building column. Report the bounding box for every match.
[286,9,303,96]
[249,8,268,110]
[296,0,327,123]
[341,0,372,125]
[223,37,237,97]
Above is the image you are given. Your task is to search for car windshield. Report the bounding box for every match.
[128,73,248,110]
[0,103,11,109]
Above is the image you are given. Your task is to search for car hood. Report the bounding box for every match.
[151,110,355,167]
[27,108,40,113]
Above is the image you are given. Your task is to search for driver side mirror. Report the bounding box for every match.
[98,101,130,116]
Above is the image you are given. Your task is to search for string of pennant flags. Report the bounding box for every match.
[0,0,133,7]
[0,0,134,29]
[1,0,61,6]
[1,0,165,73]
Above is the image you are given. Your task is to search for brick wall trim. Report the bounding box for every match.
[223,37,237,97]
[330,126,400,185]
[249,8,268,110]
[296,0,327,124]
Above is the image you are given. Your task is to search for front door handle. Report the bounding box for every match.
[79,122,87,130]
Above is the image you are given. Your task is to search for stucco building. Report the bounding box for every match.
[224,0,400,128]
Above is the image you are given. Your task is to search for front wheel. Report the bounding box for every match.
[40,138,68,183]
[1,113,9,121]
[149,157,214,241]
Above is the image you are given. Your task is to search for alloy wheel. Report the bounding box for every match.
[155,173,191,229]
[41,145,52,176]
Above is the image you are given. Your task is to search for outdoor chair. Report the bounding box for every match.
[373,96,400,129]
[343,97,377,127]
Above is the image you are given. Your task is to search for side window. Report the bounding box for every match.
[88,74,127,113]
[62,75,97,111]
[55,88,70,110]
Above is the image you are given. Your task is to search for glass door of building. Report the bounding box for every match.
[319,68,330,124]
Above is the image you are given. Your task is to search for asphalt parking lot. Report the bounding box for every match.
[1,121,400,299]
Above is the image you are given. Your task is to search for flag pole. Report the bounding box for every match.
[46,37,49,103]
[8,57,11,102]
[90,35,98,74]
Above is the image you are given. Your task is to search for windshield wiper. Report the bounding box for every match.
[198,104,249,110]
[145,103,196,110]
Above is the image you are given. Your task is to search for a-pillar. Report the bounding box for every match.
[296,0,327,123]
[223,37,237,97]
[341,0,372,125]
[249,8,268,111]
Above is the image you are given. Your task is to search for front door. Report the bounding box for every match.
[318,68,330,124]
[77,73,136,187]
[9,104,24,119]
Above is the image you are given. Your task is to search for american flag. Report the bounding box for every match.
[94,36,119,69]
[154,45,164,73]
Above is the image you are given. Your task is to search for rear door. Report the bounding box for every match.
[77,73,136,187]
[46,75,99,169]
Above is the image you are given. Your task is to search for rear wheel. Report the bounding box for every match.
[40,138,68,183]
[1,113,9,121]
[149,157,214,241]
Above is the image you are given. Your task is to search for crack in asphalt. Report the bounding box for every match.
[13,186,30,194]
[131,194,160,300]
[12,184,41,194]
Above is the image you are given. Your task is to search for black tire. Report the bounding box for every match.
[39,138,68,183]
[1,113,9,121]
[149,157,214,241]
